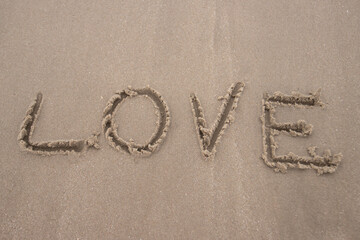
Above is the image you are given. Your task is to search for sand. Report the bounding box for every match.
[18,92,101,155]
[261,89,342,175]
[102,86,170,156]
[1,0,359,239]
[190,82,244,160]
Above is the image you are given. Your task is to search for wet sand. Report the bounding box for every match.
[1,0,359,239]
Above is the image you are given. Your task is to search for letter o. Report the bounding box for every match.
[102,86,170,156]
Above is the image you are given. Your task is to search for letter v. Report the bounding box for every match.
[190,82,245,160]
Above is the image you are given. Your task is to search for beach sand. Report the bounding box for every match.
[1,0,359,239]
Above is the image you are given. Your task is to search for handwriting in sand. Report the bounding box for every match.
[18,83,342,175]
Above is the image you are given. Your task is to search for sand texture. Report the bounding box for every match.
[261,89,342,175]
[1,0,360,239]
[18,92,100,155]
[102,86,170,156]
[190,82,245,160]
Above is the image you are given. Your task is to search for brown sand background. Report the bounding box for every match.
[1,0,359,239]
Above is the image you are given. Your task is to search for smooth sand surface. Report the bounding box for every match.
[1,0,359,239]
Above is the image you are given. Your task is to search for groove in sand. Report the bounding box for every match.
[190,82,245,160]
[18,93,100,155]
[261,89,342,175]
[102,86,170,156]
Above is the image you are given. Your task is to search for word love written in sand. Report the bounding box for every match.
[18,83,342,175]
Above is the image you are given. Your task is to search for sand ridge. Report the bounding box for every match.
[190,82,245,160]
[102,86,171,157]
[261,89,342,175]
[17,92,100,156]
[18,85,342,176]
